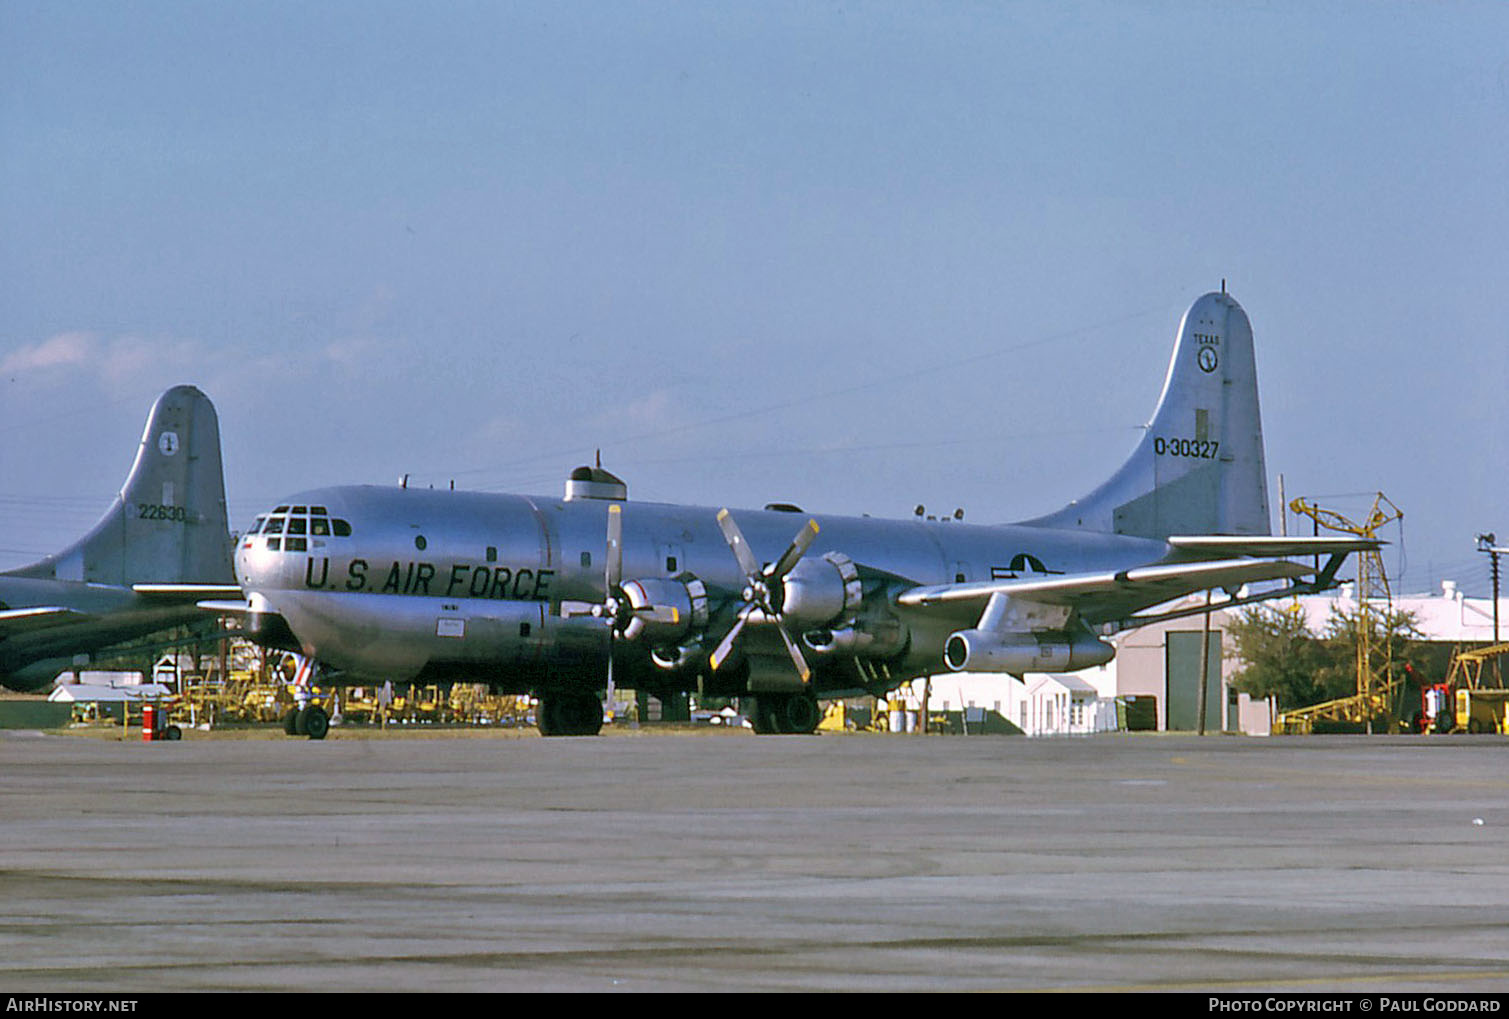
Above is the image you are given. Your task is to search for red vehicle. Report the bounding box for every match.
[1403,664,1453,733]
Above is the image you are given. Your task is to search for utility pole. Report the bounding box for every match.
[1196,589,1213,735]
[1479,534,1504,686]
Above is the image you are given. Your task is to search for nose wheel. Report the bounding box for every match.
[282,703,330,739]
[281,703,329,739]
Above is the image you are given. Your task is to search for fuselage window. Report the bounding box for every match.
[333,519,352,537]
[486,546,498,563]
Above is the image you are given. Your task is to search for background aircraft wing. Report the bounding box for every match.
[0,606,91,639]
[895,557,1313,628]
[132,583,246,599]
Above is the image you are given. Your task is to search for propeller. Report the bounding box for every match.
[595,504,624,718]
[708,508,819,682]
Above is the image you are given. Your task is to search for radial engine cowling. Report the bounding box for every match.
[943,628,1115,674]
[620,576,708,645]
[779,552,862,627]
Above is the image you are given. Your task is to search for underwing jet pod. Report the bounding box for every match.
[0,386,242,691]
[223,292,1376,737]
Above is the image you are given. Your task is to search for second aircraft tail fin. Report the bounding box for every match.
[6,386,235,587]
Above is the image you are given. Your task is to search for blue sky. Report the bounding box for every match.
[2,1,1506,595]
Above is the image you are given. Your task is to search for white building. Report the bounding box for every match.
[1296,581,1507,645]
[923,661,1119,736]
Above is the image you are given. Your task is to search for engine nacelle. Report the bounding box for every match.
[780,552,862,627]
[620,576,708,644]
[942,628,1114,674]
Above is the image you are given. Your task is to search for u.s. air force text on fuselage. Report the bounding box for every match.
[302,556,555,602]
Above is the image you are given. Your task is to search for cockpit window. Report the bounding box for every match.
[256,507,348,550]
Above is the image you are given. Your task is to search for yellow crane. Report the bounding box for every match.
[1278,493,1404,734]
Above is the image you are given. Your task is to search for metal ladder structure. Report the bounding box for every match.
[1277,493,1404,734]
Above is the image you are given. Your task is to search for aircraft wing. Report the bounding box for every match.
[0,606,91,639]
[895,557,1313,628]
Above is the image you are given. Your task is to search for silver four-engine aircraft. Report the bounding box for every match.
[218,291,1375,737]
[0,386,240,691]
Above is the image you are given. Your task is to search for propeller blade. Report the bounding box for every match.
[605,503,623,591]
[708,605,752,672]
[605,632,615,715]
[716,508,762,579]
[776,624,813,684]
[769,519,820,580]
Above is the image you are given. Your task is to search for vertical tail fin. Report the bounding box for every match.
[8,385,235,586]
[1021,291,1271,539]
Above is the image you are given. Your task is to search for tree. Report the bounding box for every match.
[1228,599,1427,713]
[1227,601,1337,710]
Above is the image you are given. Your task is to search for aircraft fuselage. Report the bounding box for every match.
[236,484,1167,697]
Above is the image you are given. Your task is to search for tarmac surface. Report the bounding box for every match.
[2,725,1508,993]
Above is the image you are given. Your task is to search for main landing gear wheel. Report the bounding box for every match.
[746,692,821,735]
[537,693,604,737]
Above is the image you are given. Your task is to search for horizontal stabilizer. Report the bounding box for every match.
[1168,535,1381,558]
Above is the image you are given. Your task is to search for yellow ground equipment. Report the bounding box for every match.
[1277,493,1404,734]
[1446,642,1509,734]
